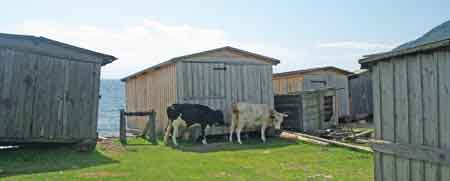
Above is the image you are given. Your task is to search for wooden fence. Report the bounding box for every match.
[119,109,157,144]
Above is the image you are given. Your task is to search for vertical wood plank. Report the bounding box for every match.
[393,58,410,181]
[421,53,440,181]
[438,50,450,181]
[119,109,126,144]
[408,55,425,181]
[380,60,396,181]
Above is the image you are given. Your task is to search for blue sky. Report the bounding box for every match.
[2,0,449,78]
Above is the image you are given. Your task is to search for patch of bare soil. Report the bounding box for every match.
[98,139,126,155]
[79,171,129,178]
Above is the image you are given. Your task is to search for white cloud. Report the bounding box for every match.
[15,20,304,78]
[317,41,396,51]
[11,20,375,78]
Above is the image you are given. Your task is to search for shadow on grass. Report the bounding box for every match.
[171,134,299,153]
[0,144,117,178]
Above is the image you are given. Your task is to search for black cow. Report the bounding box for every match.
[163,104,225,145]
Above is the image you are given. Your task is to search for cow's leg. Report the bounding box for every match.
[201,124,209,145]
[261,125,267,143]
[237,125,243,144]
[229,120,235,143]
[172,124,179,146]
[163,121,172,145]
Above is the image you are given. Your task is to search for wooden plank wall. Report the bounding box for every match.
[273,75,303,95]
[124,64,177,135]
[176,62,274,127]
[0,48,100,142]
[372,48,450,181]
[273,70,350,117]
[348,72,373,119]
[300,90,337,133]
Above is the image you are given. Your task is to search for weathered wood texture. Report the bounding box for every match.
[0,48,102,143]
[123,50,275,135]
[348,71,373,120]
[274,89,338,132]
[176,61,274,127]
[273,69,350,118]
[124,64,176,135]
[370,48,450,181]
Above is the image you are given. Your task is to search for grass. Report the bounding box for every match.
[0,137,373,181]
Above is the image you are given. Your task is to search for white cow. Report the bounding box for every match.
[229,102,288,144]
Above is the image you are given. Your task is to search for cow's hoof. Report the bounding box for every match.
[202,139,207,145]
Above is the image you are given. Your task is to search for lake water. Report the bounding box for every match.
[98,79,125,137]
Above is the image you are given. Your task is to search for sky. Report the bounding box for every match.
[2,0,449,79]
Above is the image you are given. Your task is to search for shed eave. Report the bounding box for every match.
[273,66,353,78]
[359,39,450,69]
[0,33,117,66]
[121,46,281,82]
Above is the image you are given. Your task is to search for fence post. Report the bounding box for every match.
[119,109,127,145]
[148,111,157,144]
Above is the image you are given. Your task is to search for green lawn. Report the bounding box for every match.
[0,137,373,180]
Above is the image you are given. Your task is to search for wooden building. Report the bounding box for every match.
[274,88,338,132]
[121,46,280,135]
[360,20,450,181]
[273,66,352,118]
[0,33,116,148]
[348,70,373,121]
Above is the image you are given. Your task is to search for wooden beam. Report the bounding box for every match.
[372,142,450,166]
[124,111,152,116]
[280,132,329,146]
[283,131,373,153]
[119,109,127,145]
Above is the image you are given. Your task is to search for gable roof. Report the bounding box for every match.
[360,20,450,68]
[273,66,353,78]
[0,33,117,65]
[121,46,281,81]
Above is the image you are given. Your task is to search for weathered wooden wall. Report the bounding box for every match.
[371,48,450,181]
[176,61,274,127]
[273,75,303,95]
[124,64,177,135]
[274,89,338,132]
[273,70,350,118]
[0,48,101,142]
[348,71,373,120]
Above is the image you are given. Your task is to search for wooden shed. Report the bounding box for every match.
[360,20,450,181]
[348,70,373,121]
[121,46,280,135]
[273,66,352,118]
[0,33,116,148]
[274,88,338,132]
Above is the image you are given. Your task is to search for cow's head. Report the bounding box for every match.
[213,110,225,126]
[270,110,288,129]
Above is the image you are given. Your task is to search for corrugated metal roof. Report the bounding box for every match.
[394,20,450,51]
[360,20,450,68]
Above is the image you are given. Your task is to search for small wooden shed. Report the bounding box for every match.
[0,33,116,148]
[274,88,338,133]
[121,46,280,135]
[273,66,352,118]
[348,70,373,121]
[360,20,450,181]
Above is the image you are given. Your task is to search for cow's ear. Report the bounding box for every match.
[282,112,289,117]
